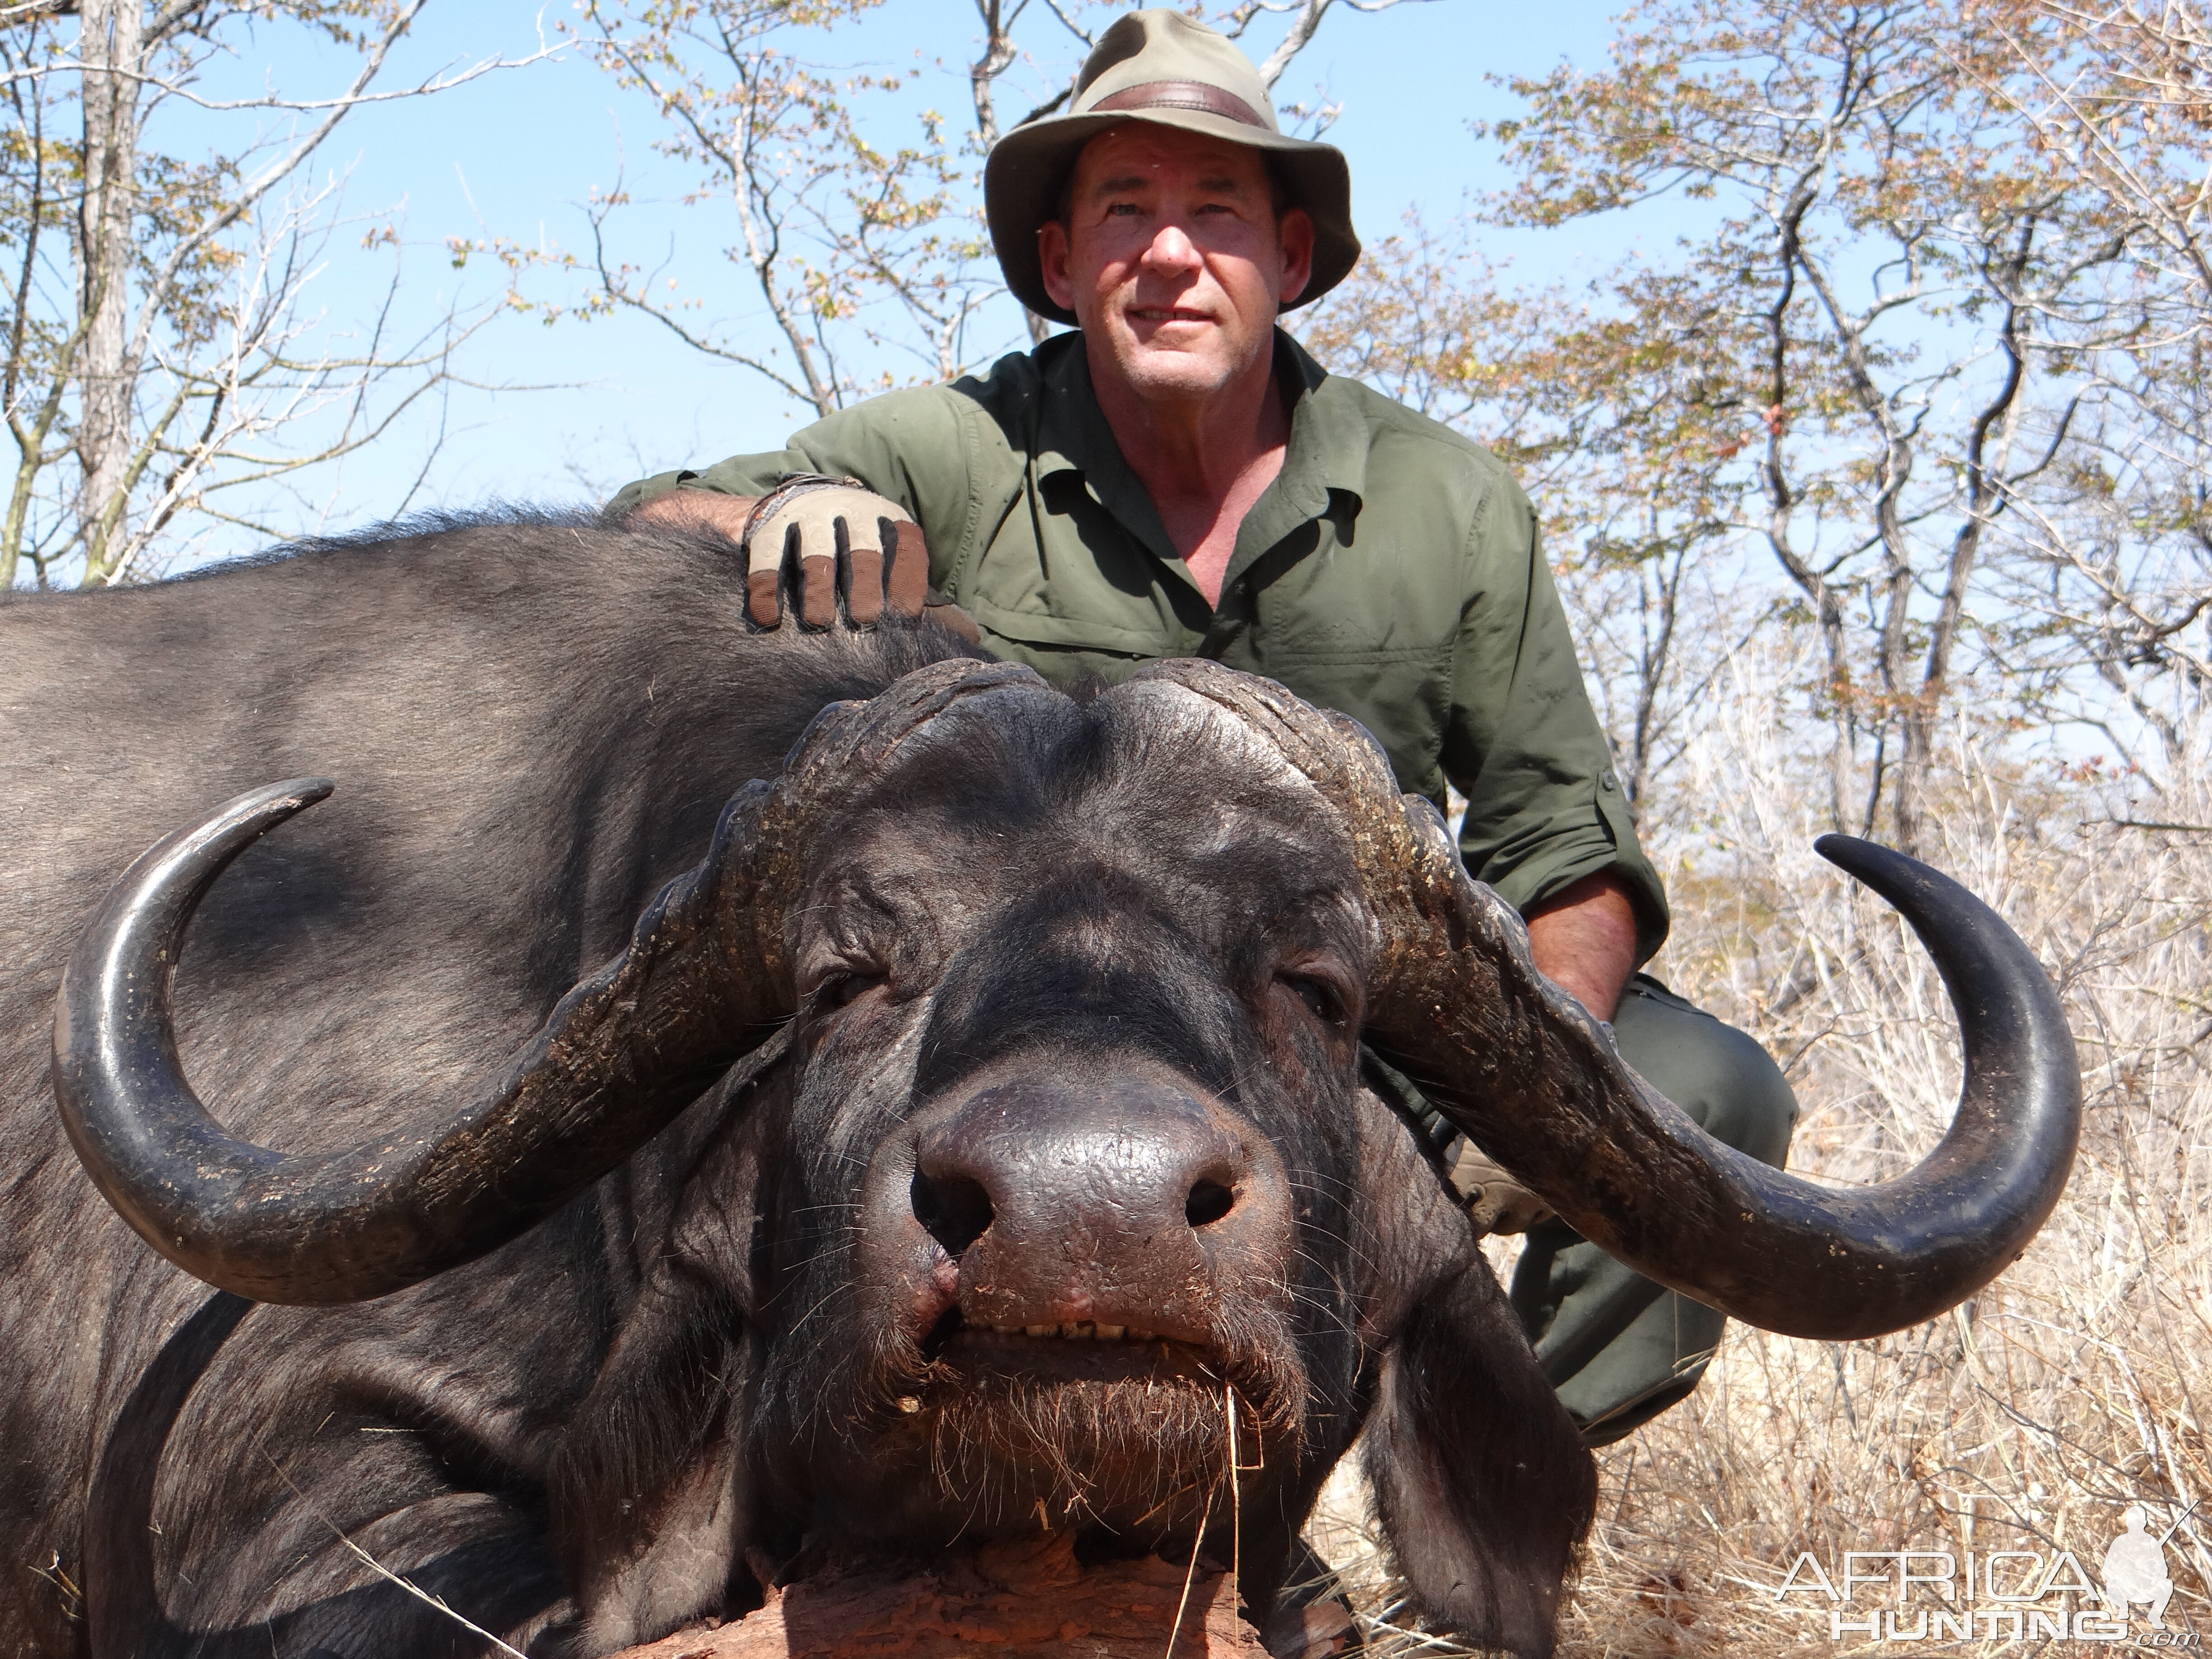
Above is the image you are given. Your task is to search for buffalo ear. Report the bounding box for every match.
[1361,1258,1596,1659]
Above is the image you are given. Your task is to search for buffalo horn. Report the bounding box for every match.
[1133,659,2082,1342]
[52,658,1045,1306]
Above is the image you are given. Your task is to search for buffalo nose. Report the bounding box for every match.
[910,1075,1285,1339]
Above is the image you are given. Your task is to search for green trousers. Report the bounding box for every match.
[1503,974,1797,1445]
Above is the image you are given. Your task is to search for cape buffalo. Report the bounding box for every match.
[0,513,2080,1658]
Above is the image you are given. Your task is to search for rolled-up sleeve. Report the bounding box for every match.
[1442,474,1671,963]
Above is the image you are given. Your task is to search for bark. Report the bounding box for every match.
[970,0,1051,347]
[1895,227,2034,848]
[1754,164,1857,834]
[75,0,146,587]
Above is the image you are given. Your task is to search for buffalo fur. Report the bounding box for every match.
[0,513,1593,1659]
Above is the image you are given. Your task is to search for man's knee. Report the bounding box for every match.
[1609,972,1796,1167]
[1551,1288,1725,1446]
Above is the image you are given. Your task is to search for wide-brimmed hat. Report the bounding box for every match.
[985,9,1359,326]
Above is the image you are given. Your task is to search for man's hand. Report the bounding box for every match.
[1448,1141,1556,1235]
[735,476,928,628]
[630,478,966,635]
[1524,868,1638,1022]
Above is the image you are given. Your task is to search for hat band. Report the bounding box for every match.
[1087,80,1269,130]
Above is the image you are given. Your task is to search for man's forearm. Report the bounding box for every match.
[628,489,759,534]
[1524,869,1639,1022]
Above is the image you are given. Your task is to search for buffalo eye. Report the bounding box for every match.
[808,966,886,1010]
[1279,971,1349,1030]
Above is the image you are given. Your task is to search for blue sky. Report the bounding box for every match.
[172,0,1629,548]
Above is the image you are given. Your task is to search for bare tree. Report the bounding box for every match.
[1967,0,2212,778]
[484,0,1417,422]
[473,0,1019,421]
[1310,0,2184,850]
[0,1,548,590]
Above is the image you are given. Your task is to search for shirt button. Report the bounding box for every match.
[1600,770,1619,791]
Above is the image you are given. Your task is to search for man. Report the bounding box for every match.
[609,8,1795,1444]
[2100,1505,2175,1627]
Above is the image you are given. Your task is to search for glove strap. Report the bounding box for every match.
[736,472,871,557]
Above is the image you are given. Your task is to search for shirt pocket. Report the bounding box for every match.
[1248,646,1453,802]
[957,484,1198,659]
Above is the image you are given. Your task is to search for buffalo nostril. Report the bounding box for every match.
[912,1169,994,1256]
[1185,1178,1235,1228]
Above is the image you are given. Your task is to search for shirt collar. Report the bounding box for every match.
[1034,335,1179,565]
[1256,328,1368,533]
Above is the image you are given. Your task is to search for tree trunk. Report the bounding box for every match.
[969,0,1053,348]
[1896,248,2033,853]
[75,0,145,587]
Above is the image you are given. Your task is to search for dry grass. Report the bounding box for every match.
[1307,665,2212,1655]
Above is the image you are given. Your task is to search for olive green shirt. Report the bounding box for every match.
[609,329,1669,959]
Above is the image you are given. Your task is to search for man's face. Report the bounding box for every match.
[1038,125,1315,407]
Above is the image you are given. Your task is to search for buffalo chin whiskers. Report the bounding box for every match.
[909,1359,1308,1532]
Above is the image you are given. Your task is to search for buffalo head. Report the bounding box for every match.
[50,657,2080,1657]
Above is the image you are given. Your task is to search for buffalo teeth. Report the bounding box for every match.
[1025,1324,1055,1337]
[982,1322,1148,1340]
[1094,1323,1125,1340]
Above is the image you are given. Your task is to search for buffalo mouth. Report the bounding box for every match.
[959,1319,1163,1342]
[915,1309,1274,1398]
[864,1305,1301,1538]
[922,1312,1239,1390]
[923,1308,1172,1355]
